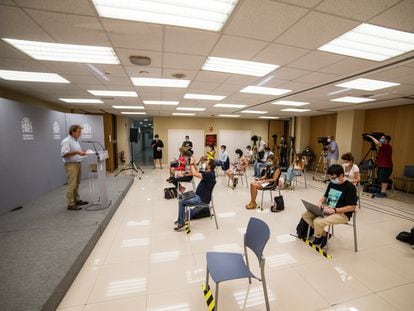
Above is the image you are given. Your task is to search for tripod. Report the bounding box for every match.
[313,147,328,180]
[115,141,144,179]
[360,143,378,185]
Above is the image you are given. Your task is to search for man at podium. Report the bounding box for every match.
[61,125,89,210]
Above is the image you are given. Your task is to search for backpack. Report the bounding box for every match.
[271,195,284,212]
[190,204,211,219]
[396,227,414,246]
[296,217,314,239]
[164,187,177,199]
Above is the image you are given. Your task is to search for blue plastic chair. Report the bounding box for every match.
[205,217,271,310]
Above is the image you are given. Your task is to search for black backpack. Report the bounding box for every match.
[396,227,414,247]
[271,195,284,212]
[190,204,211,219]
[164,187,177,199]
[296,217,314,239]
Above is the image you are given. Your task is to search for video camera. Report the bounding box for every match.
[317,136,330,146]
[362,132,384,143]
[272,133,278,140]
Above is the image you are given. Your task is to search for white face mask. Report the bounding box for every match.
[330,177,340,184]
[327,138,331,143]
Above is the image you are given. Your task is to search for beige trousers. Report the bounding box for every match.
[65,162,81,206]
[302,210,348,237]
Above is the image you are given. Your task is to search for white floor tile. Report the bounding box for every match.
[378,283,414,311]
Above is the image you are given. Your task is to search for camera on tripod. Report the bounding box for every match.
[272,133,278,141]
[317,136,330,147]
[288,136,295,143]
[362,132,384,143]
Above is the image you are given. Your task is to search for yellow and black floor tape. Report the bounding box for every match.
[184,221,191,234]
[202,284,215,311]
[303,238,332,259]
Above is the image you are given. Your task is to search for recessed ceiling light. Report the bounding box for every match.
[0,70,70,83]
[131,77,190,88]
[172,112,195,116]
[335,78,400,91]
[214,103,246,108]
[331,96,376,103]
[281,108,311,112]
[91,0,238,32]
[59,98,103,103]
[121,112,147,115]
[2,38,119,64]
[184,93,226,100]
[240,86,291,95]
[259,116,280,119]
[318,23,414,61]
[218,114,240,118]
[88,90,138,97]
[241,110,268,114]
[112,105,145,109]
[143,100,179,106]
[177,107,206,111]
[272,100,309,106]
[202,57,279,77]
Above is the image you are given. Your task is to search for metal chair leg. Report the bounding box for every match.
[353,214,358,252]
[303,170,307,189]
[215,283,219,310]
[306,225,311,240]
[261,258,270,311]
[211,201,219,230]
[260,189,264,211]
[205,267,209,287]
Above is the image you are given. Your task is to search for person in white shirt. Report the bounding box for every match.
[61,125,88,210]
[258,136,266,152]
[253,147,273,178]
[341,153,360,185]
[245,145,253,163]
[215,145,229,170]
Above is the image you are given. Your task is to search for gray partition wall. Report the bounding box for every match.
[0,98,104,215]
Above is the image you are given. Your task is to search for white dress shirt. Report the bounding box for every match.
[61,135,82,163]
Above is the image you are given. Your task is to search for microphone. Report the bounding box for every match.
[83,140,104,150]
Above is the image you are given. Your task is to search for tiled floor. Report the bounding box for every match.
[58,167,414,311]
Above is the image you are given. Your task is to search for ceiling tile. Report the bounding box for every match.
[288,51,345,71]
[253,43,310,66]
[164,26,220,56]
[225,0,308,41]
[42,62,91,75]
[295,71,340,84]
[368,0,414,32]
[0,0,16,5]
[273,67,311,80]
[223,75,260,86]
[0,40,32,59]
[163,53,206,70]
[0,5,52,41]
[194,71,231,84]
[15,0,96,15]
[26,9,110,45]
[315,0,400,21]
[272,0,321,8]
[279,80,313,91]
[0,57,48,71]
[210,35,268,59]
[161,88,186,99]
[162,68,198,80]
[125,66,162,78]
[319,57,377,75]
[62,74,101,85]
[101,19,163,50]
[187,81,221,91]
[275,11,359,49]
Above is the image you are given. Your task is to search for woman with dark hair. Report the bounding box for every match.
[246,155,280,209]
[226,149,248,188]
[151,134,164,169]
[341,152,360,185]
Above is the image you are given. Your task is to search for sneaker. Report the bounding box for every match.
[174,220,178,225]
[319,236,328,248]
[174,224,185,232]
[312,237,322,245]
[75,200,89,206]
[67,205,82,211]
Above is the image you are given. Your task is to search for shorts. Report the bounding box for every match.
[377,167,392,184]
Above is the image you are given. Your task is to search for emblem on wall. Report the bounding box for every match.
[21,117,34,141]
[81,123,92,139]
[53,121,61,140]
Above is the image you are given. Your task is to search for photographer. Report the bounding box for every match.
[367,134,393,197]
[327,136,339,166]
[279,136,287,167]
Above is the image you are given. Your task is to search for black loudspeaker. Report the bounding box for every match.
[129,128,138,143]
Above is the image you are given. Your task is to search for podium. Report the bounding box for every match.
[87,150,110,210]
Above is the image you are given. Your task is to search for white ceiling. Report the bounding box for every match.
[0,0,413,119]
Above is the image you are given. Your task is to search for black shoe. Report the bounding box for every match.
[313,237,322,245]
[319,236,328,248]
[75,200,89,205]
[174,224,185,232]
[67,205,82,210]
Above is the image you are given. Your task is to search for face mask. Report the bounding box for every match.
[327,139,331,143]
[330,177,340,184]
[380,138,385,143]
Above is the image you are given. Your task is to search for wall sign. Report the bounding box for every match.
[52,121,61,140]
[81,123,92,139]
[21,117,34,141]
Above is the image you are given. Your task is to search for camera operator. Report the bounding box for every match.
[279,136,287,167]
[327,136,339,166]
[367,134,393,197]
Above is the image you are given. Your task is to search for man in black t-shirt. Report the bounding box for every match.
[302,164,357,248]
[182,135,193,154]
[174,157,216,231]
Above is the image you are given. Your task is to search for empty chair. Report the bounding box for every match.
[205,217,271,310]
[394,165,414,193]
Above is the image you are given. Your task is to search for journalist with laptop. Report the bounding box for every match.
[301,164,357,248]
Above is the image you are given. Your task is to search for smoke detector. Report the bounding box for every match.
[129,55,151,66]
[171,73,186,79]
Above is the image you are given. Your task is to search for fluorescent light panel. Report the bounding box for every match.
[143,100,179,106]
[331,96,375,103]
[214,103,246,108]
[2,38,119,64]
[318,23,414,61]
[259,116,280,119]
[281,108,311,112]
[241,110,268,114]
[172,113,195,116]
[92,0,238,32]
[59,98,103,103]
[184,93,226,100]
[272,100,309,106]
[202,57,279,77]
[177,107,206,111]
[218,114,240,118]
[112,105,145,109]
[335,78,400,91]
[0,70,69,83]
[240,86,291,95]
[131,77,190,88]
[121,112,146,115]
[88,90,138,97]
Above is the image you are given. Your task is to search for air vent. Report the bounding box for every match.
[171,73,186,79]
[129,55,151,66]
[101,97,114,100]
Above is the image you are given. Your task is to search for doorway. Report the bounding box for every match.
[132,117,153,166]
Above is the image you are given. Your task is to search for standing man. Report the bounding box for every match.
[182,135,193,155]
[258,136,266,152]
[279,136,288,167]
[327,136,339,166]
[151,134,164,169]
[367,134,393,197]
[61,125,88,211]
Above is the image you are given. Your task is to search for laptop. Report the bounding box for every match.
[301,199,326,217]
[181,190,196,201]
